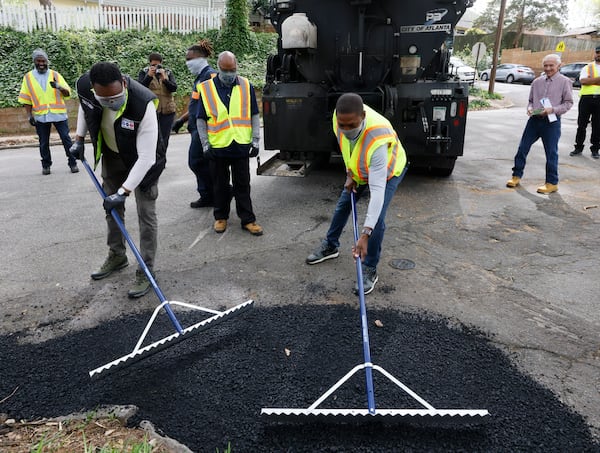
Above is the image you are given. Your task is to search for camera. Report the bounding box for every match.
[155,64,163,69]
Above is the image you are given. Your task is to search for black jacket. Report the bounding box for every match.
[76,74,166,191]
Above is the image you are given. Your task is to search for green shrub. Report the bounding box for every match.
[469,99,491,109]
[1,27,276,108]
[469,86,503,100]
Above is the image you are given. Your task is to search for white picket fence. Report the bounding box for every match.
[0,5,224,33]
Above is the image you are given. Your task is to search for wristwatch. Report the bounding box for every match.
[361,228,372,237]
[117,187,129,197]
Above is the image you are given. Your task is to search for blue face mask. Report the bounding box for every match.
[186,57,207,76]
[218,70,237,86]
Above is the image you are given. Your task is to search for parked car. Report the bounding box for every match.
[479,63,536,84]
[559,62,588,88]
[449,56,476,84]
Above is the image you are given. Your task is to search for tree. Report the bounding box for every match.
[571,0,600,28]
[473,0,568,45]
[38,0,52,7]
[217,0,257,57]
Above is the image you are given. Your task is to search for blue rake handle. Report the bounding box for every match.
[81,158,184,334]
[350,191,376,414]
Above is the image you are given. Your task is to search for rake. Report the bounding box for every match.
[262,191,489,422]
[81,158,253,379]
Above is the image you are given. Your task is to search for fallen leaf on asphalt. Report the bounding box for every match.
[284,348,291,356]
[374,320,383,327]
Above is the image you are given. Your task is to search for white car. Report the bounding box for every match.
[449,56,476,84]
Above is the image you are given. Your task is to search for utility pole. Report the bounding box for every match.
[489,0,507,95]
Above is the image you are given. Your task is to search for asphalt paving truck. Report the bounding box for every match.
[259,0,473,177]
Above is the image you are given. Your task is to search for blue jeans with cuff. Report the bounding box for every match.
[512,116,561,185]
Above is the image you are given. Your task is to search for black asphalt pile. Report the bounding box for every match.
[1,305,597,452]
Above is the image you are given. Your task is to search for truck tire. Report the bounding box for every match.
[481,73,488,81]
[411,156,456,177]
[431,157,456,177]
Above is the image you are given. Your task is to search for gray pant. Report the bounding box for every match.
[101,151,158,270]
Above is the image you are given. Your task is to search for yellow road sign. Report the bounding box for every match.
[555,41,566,52]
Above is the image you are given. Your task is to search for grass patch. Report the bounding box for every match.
[469,86,503,100]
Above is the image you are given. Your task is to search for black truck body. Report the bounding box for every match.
[260,0,473,176]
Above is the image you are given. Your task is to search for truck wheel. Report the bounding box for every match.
[481,73,488,81]
[506,74,514,83]
[431,157,457,177]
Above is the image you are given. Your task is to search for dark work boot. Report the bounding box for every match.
[91,254,128,280]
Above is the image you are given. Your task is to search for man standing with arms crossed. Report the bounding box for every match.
[570,45,600,159]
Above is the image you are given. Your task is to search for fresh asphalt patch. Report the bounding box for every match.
[1,305,597,452]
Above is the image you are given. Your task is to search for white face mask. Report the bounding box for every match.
[340,120,364,141]
[186,57,207,75]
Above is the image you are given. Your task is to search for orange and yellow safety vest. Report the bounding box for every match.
[18,70,70,115]
[580,63,600,96]
[198,76,252,148]
[333,105,407,185]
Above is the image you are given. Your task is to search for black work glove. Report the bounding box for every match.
[172,118,185,133]
[28,115,36,126]
[69,140,85,160]
[203,147,215,160]
[103,193,127,212]
[249,146,259,158]
[49,80,57,89]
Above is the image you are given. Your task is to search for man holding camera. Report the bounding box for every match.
[18,48,77,175]
[138,53,178,149]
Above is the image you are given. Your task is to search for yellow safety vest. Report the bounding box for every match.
[580,63,600,96]
[198,76,252,148]
[333,105,407,185]
[18,70,70,115]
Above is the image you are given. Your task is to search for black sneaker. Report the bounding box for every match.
[42,167,51,175]
[70,164,79,173]
[190,197,213,208]
[353,265,379,295]
[569,148,583,156]
[592,150,599,159]
[306,241,339,265]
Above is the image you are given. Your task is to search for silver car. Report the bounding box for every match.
[480,63,536,84]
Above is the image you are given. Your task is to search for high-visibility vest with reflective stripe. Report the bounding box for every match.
[198,76,252,148]
[18,70,70,115]
[580,63,600,95]
[333,105,407,185]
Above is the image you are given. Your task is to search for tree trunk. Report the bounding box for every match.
[39,0,52,7]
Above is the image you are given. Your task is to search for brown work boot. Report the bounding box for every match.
[536,183,558,194]
[242,222,263,236]
[214,219,227,233]
[506,176,520,188]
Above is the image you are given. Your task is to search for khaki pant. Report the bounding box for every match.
[101,150,158,270]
